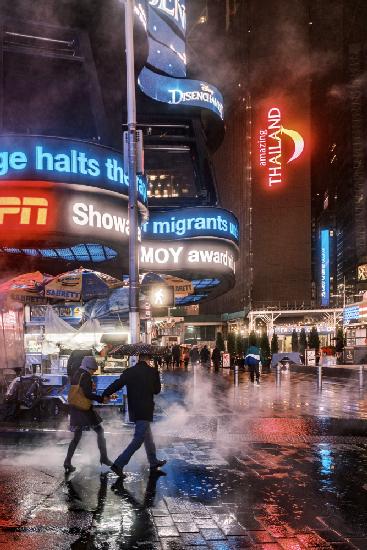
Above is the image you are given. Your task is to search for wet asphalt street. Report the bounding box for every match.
[0,366,367,549]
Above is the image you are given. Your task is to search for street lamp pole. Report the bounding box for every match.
[124,0,140,344]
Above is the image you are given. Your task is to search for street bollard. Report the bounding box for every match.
[359,365,364,390]
[234,363,239,387]
[276,363,281,387]
[317,365,322,390]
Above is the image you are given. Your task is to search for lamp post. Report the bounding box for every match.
[124,0,140,345]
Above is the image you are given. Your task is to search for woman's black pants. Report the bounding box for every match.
[65,425,108,464]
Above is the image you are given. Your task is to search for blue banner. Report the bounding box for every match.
[320,229,330,306]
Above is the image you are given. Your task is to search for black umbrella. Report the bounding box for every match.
[110,343,169,357]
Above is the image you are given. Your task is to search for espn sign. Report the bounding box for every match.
[0,196,48,225]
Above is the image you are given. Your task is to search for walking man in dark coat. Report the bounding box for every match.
[102,353,166,478]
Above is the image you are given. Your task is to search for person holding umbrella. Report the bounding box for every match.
[102,349,166,478]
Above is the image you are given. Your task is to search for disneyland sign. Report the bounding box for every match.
[138,67,224,120]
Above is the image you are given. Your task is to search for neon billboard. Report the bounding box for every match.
[320,229,330,306]
[257,107,305,188]
[0,135,148,207]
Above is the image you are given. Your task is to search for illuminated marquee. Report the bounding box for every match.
[258,107,305,188]
[0,135,148,208]
[320,229,330,306]
[142,207,239,244]
[140,241,236,273]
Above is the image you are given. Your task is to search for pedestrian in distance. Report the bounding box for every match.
[102,353,166,478]
[245,344,261,385]
[183,348,190,369]
[172,344,181,368]
[200,344,211,368]
[164,348,172,369]
[189,345,200,365]
[211,346,221,371]
[64,356,112,474]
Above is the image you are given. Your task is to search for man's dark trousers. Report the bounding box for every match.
[249,363,260,383]
[114,420,159,468]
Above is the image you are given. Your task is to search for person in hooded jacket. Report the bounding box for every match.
[102,353,166,478]
[245,345,261,384]
[64,356,112,474]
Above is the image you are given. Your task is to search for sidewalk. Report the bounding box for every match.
[0,368,366,549]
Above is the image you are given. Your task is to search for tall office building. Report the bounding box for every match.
[200,0,312,314]
[311,1,367,307]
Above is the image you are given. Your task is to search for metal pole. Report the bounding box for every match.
[125,0,140,345]
[276,362,281,387]
[359,365,364,390]
[317,365,322,391]
[234,363,239,386]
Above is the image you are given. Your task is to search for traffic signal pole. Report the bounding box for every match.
[124,0,140,345]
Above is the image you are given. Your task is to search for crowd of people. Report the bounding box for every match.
[152,342,266,383]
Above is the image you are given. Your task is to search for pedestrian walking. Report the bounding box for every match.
[189,345,200,365]
[164,348,172,369]
[102,353,166,478]
[183,348,189,368]
[64,356,112,474]
[172,344,181,368]
[200,345,211,368]
[211,346,221,371]
[245,345,261,384]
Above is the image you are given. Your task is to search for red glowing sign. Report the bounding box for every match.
[257,107,305,188]
[0,181,55,242]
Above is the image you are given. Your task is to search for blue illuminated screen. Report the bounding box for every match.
[320,229,330,306]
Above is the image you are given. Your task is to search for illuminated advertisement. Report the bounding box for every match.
[0,182,131,248]
[343,305,360,325]
[0,135,148,207]
[147,0,186,36]
[257,106,305,188]
[147,6,186,66]
[320,229,330,306]
[136,0,224,120]
[138,67,224,120]
[358,264,367,282]
[142,207,239,244]
[140,240,236,274]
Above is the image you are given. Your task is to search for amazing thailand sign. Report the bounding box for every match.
[257,106,305,188]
